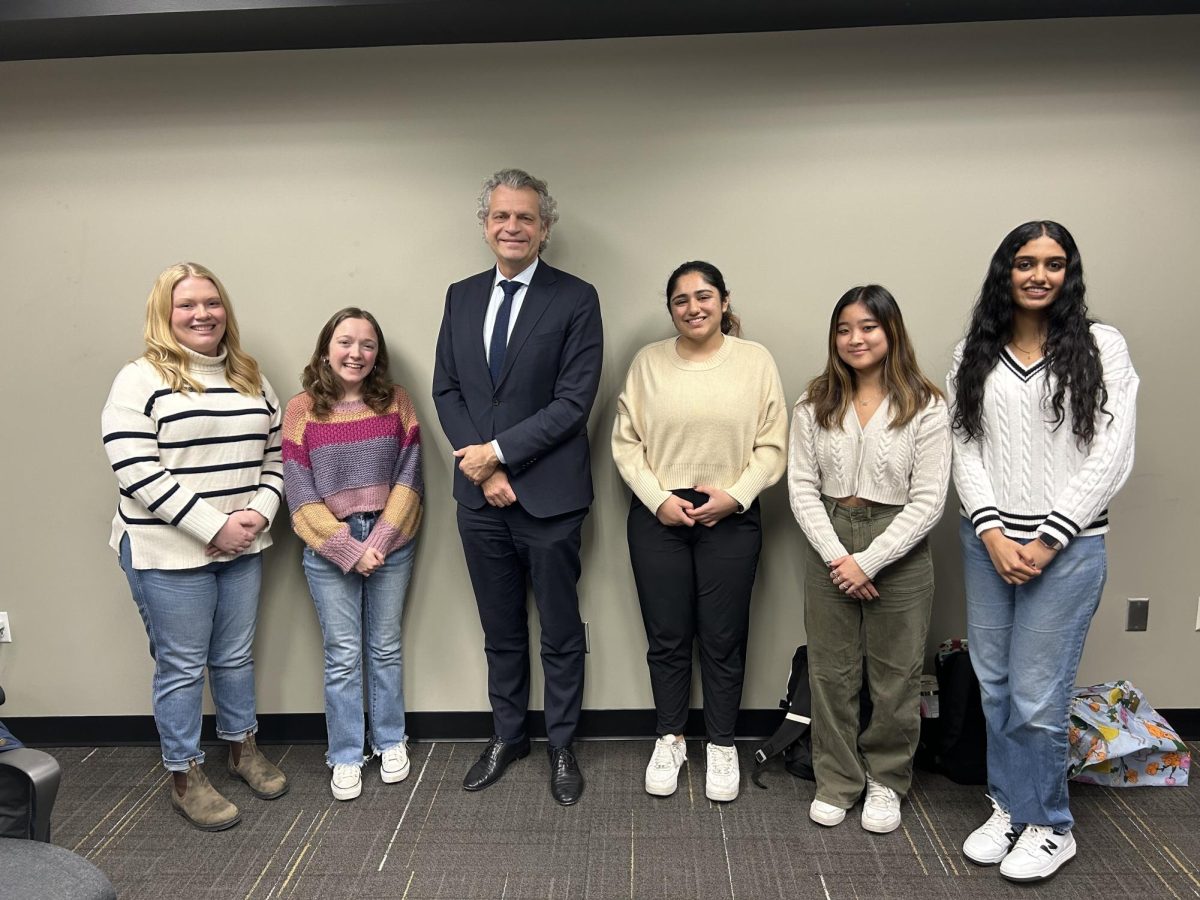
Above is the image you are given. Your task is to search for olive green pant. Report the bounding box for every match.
[804,498,934,809]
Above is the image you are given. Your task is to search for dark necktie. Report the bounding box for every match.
[489,279,521,385]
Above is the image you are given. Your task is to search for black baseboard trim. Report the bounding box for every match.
[5,708,789,747]
[7,707,1197,747]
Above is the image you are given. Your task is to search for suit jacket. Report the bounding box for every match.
[432,260,603,517]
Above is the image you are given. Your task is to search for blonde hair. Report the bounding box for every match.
[143,262,263,396]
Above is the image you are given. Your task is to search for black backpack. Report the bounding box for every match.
[915,645,988,785]
[752,645,873,788]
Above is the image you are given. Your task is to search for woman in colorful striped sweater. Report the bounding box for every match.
[283,308,423,801]
[102,262,288,831]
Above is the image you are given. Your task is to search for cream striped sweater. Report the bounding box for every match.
[102,348,283,570]
[947,323,1138,547]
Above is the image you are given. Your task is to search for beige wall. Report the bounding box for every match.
[1,16,1197,720]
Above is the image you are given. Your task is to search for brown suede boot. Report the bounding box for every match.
[227,732,289,799]
[171,761,241,831]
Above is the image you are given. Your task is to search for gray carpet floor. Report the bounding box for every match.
[45,741,1200,899]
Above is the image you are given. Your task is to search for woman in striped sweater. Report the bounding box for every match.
[949,221,1138,882]
[283,308,423,802]
[102,262,288,831]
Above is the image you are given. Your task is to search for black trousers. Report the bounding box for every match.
[457,501,587,749]
[626,490,762,745]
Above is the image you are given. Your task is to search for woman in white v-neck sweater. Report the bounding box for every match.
[948,221,1137,883]
[788,284,951,835]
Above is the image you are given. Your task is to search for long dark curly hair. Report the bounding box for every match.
[301,307,394,418]
[951,220,1108,446]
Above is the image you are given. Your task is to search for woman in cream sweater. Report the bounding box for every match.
[788,284,950,834]
[612,261,787,803]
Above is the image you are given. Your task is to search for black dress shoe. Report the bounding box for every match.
[463,736,530,791]
[548,745,584,806]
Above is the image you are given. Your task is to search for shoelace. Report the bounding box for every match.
[650,739,681,770]
[709,746,736,775]
[551,748,577,774]
[382,746,406,767]
[1014,824,1059,856]
[977,795,1017,842]
[864,779,897,808]
[333,763,360,783]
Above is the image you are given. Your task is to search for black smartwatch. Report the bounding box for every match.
[1038,534,1063,551]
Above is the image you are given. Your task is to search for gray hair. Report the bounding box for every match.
[477,168,559,251]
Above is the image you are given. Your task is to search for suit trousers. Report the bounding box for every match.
[626,491,762,746]
[457,501,588,748]
[804,498,934,808]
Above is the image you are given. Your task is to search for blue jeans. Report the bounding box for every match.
[960,518,1106,831]
[302,512,415,766]
[119,534,260,772]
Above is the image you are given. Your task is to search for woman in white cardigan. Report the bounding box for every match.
[789,284,950,835]
[948,221,1137,883]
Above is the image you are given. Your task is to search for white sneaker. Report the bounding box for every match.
[331,763,362,801]
[999,825,1076,882]
[962,795,1020,865]
[644,735,687,797]
[809,799,847,827]
[380,743,411,784]
[860,776,901,833]
[705,743,740,802]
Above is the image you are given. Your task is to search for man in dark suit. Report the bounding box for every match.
[432,168,603,806]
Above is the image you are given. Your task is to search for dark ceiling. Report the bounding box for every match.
[2,0,1198,62]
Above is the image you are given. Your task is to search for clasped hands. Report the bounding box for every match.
[205,509,268,557]
[655,485,739,528]
[828,556,879,601]
[981,529,1058,585]
[455,443,517,508]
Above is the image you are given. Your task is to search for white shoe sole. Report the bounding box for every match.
[331,780,362,801]
[1000,842,1076,882]
[809,804,847,827]
[963,844,1009,866]
[705,783,738,802]
[381,764,410,784]
[645,772,681,797]
[861,813,901,834]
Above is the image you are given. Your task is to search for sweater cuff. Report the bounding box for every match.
[630,471,673,517]
[970,506,1003,537]
[321,533,370,574]
[1038,511,1081,548]
[183,503,229,545]
[245,491,280,528]
[852,548,885,581]
[726,471,769,515]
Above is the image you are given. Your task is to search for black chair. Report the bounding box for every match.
[0,684,118,899]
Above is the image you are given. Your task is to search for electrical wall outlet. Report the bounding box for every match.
[1125,598,1149,632]
[0,611,10,643]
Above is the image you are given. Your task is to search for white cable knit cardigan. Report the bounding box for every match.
[946,323,1138,547]
[787,393,952,580]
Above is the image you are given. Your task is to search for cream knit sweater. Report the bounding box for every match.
[611,335,787,514]
[947,323,1138,547]
[788,393,952,579]
[102,348,283,570]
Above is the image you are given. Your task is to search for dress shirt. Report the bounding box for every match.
[482,258,539,464]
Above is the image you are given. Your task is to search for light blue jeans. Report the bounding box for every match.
[119,535,260,772]
[302,512,415,766]
[960,518,1106,831]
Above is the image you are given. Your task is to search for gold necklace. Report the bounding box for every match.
[1011,340,1043,359]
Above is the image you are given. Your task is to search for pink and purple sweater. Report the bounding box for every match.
[282,386,423,573]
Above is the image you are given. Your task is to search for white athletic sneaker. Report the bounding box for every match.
[962,795,1020,865]
[860,776,901,833]
[705,743,740,802]
[644,735,687,797]
[809,799,847,827]
[331,763,363,801]
[999,825,1076,882]
[380,743,411,784]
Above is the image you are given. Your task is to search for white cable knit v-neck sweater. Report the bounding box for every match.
[946,323,1138,547]
[787,393,952,580]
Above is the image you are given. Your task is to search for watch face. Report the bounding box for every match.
[1039,534,1061,550]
